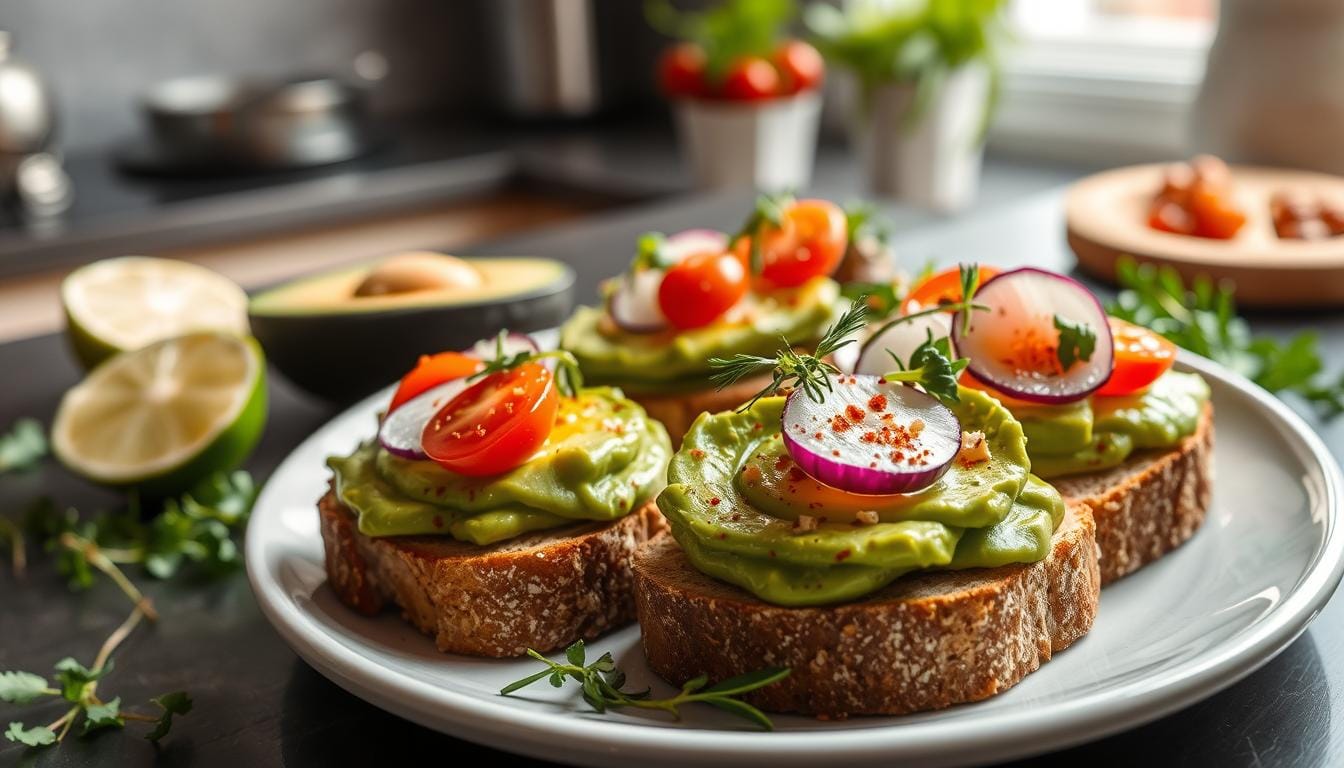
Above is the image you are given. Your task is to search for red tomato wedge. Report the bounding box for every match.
[421,362,558,477]
[901,264,1001,315]
[1094,317,1177,397]
[388,351,482,412]
[658,250,749,330]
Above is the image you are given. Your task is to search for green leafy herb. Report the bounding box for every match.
[631,231,675,272]
[709,297,870,409]
[883,332,968,405]
[472,331,584,397]
[733,192,792,274]
[0,418,46,473]
[841,280,902,319]
[1,602,188,749]
[502,639,789,730]
[844,200,892,246]
[863,262,987,348]
[646,0,796,83]
[1053,314,1097,370]
[1109,258,1344,418]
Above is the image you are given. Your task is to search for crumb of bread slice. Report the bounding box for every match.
[1053,401,1213,585]
[318,489,667,657]
[627,373,773,448]
[632,502,1099,718]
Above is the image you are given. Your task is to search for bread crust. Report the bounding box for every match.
[627,373,772,448]
[632,502,1099,718]
[1052,401,1214,585]
[319,489,667,657]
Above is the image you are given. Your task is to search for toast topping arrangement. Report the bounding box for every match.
[328,334,673,545]
[856,265,1210,479]
[656,295,1066,606]
[560,195,849,395]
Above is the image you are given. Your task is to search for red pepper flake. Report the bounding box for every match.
[690,449,706,460]
[710,497,721,506]
[836,549,852,562]
[432,515,444,529]
[752,422,763,431]
[717,532,728,539]
[868,394,887,412]
[813,432,824,440]
[845,404,865,422]
[830,414,851,433]
[731,513,741,521]
[787,466,807,482]
[831,450,840,457]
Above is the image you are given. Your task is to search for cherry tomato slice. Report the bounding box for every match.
[737,199,847,288]
[1094,317,1176,397]
[388,351,482,412]
[774,40,824,94]
[900,264,1001,315]
[658,250,749,330]
[721,56,781,100]
[658,43,707,98]
[1189,183,1247,239]
[421,362,558,477]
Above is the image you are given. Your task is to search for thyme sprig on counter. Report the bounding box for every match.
[472,331,584,397]
[501,640,789,729]
[709,296,869,409]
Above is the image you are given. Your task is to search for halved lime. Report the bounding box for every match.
[51,332,267,496]
[62,256,250,370]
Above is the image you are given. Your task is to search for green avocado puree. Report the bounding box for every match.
[656,388,1065,606]
[560,276,842,394]
[1015,371,1209,478]
[328,388,672,545]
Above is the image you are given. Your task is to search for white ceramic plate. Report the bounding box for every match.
[246,353,1344,767]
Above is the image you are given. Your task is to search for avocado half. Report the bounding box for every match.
[248,256,574,403]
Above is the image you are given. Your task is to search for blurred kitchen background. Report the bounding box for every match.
[4,0,1333,341]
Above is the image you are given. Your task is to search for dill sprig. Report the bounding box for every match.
[472,331,584,397]
[709,298,870,410]
[501,639,789,730]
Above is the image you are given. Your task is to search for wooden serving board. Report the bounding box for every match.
[1066,163,1344,307]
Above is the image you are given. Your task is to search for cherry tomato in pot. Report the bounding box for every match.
[388,351,482,412]
[421,362,559,477]
[900,264,1001,315]
[658,43,707,98]
[1094,317,1177,397]
[658,250,749,330]
[721,56,781,101]
[774,40,824,94]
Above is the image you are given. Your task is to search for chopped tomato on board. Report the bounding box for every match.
[388,351,482,412]
[900,264,1001,315]
[1094,317,1177,397]
[658,251,749,330]
[421,362,558,477]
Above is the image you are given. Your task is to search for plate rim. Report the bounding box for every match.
[245,351,1344,767]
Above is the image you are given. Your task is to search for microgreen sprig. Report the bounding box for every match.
[472,331,584,397]
[501,640,789,730]
[709,297,870,410]
[631,231,675,272]
[732,191,793,275]
[882,332,967,405]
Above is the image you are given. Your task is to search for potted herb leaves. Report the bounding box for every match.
[649,0,826,191]
[806,0,1005,211]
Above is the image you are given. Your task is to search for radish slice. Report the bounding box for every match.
[781,374,961,495]
[664,228,728,261]
[854,313,953,377]
[466,332,540,361]
[952,267,1114,404]
[608,229,729,334]
[379,379,470,459]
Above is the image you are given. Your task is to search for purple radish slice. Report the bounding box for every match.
[951,267,1114,404]
[781,374,961,495]
[379,379,470,459]
[608,268,669,334]
[466,332,540,361]
[853,312,953,377]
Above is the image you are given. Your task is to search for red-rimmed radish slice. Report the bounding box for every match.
[781,374,961,495]
[853,313,953,377]
[466,332,540,361]
[609,268,669,333]
[952,267,1114,404]
[379,379,470,459]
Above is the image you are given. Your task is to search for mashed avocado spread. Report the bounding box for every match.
[1013,371,1209,478]
[560,276,842,394]
[328,388,671,545]
[657,388,1065,606]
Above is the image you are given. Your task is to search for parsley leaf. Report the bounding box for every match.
[0,419,46,473]
[631,232,673,272]
[5,721,56,747]
[1054,315,1097,370]
[883,332,968,405]
[145,692,192,743]
[0,671,52,704]
[81,697,124,734]
[54,658,111,702]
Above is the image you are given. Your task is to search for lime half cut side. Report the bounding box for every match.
[52,332,267,496]
[62,256,250,369]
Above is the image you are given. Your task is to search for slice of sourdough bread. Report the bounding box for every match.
[318,489,667,657]
[1052,402,1213,585]
[628,373,773,449]
[632,502,1099,718]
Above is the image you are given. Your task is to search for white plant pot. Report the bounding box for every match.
[850,66,989,212]
[674,90,822,191]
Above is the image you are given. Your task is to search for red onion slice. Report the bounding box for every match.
[854,312,953,376]
[781,374,961,495]
[379,379,470,459]
[952,267,1114,404]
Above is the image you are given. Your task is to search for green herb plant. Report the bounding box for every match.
[1109,258,1344,418]
[501,640,789,729]
[646,0,797,85]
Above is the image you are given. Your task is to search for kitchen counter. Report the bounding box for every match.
[2,182,1341,767]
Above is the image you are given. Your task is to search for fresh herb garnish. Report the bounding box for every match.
[709,297,869,409]
[472,331,584,398]
[0,418,47,473]
[1109,258,1344,418]
[841,280,902,319]
[501,639,789,730]
[732,192,792,275]
[0,602,190,748]
[863,262,988,347]
[1053,315,1097,370]
[844,200,892,246]
[883,332,968,405]
[631,232,674,272]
